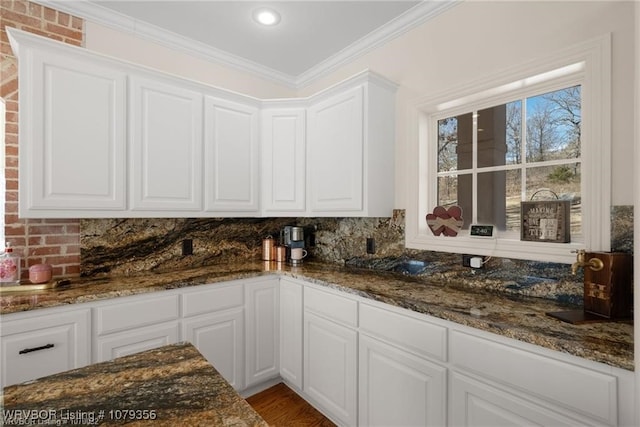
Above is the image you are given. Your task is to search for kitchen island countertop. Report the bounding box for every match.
[0,260,634,371]
[0,342,268,426]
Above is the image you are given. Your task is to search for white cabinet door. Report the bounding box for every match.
[308,86,364,213]
[204,97,259,214]
[261,108,306,215]
[94,322,180,362]
[182,308,245,391]
[359,334,446,427]
[245,279,279,388]
[130,75,203,211]
[449,372,587,427]
[12,30,127,217]
[1,308,91,388]
[279,278,303,390]
[304,311,357,426]
[449,329,619,426]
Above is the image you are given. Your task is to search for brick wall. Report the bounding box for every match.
[1,1,83,279]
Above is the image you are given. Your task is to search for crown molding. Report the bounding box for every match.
[294,0,460,88]
[34,0,459,90]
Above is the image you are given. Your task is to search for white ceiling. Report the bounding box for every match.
[39,0,458,88]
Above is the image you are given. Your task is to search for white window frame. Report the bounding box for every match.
[405,34,611,265]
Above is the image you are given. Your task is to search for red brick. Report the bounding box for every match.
[46,254,80,265]
[11,1,29,15]
[64,38,82,47]
[5,190,18,202]
[5,179,18,191]
[28,225,66,235]
[71,16,82,31]
[4,202,19,216]
[66,223,80,234]
[44,22,81,40]
[3,0,85,278]
[63,264,81,276]
[30,246,62,256]
[27,2,42,18]
[28,236,44,246]
[43,6,57,23]
[2,9,41,28]
[57,11,69,27]
[0,77,18,98]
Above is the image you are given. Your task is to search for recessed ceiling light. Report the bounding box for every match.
[252,8,281,26]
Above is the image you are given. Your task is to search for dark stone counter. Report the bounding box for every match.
[0,260,633,371]
[0,343,268,426]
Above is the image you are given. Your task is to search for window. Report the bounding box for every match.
[436,85,582,238]
[406,35,611,264]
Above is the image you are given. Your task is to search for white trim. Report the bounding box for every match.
[33,0,458,90]
[406,34,611,265]
[633,2,640,424]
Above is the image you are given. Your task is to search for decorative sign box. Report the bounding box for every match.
[521,200,571,243]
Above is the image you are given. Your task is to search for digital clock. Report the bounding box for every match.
[469,224,495,238]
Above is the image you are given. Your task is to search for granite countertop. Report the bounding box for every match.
[0,260,634,371]
[1,342,268,426]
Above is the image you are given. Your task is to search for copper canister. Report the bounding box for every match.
[262,236,275,261]
[275,246,286,263]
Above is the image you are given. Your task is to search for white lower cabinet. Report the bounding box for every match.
[181,281,245,391]
[448,329,623,427]
[95,322,180,362]
[183,308,244,391]
[279,278,303,390]
[449,371,586,427]
[357,300,448,427]
[304,286,358,426]
[0,307,91,388]
[359,334,447,427]
[93,293,181,363]
[245,278,280,389]
[1,277,635,427]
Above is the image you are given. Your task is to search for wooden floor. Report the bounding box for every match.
[246,383,336,427]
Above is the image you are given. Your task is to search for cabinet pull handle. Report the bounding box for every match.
[19,343,55,354]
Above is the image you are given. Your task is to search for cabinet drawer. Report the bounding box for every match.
[1,309,91,387]
[182,282,244,317]
[304,286,357,327]
[94,322,180,363]
[450,330,618,425]
[360,303,447,362]
[94,294,180,335]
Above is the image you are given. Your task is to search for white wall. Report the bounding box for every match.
[298,1,636,209]
[85,22,297,100]
[85,1,636,209]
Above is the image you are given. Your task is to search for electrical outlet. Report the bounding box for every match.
[182,239,193,256]
[366,237,376,254]
[462,254,485,269]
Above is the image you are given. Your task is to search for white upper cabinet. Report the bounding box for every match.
[308,87,364,213]
[9,29,127,217]
[130,75,203,211]
[307,74,397,217]
[261,107,306,215]
[9,28,397,218]
[204,97,260,214]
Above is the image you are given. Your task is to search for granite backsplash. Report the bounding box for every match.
[80,207,633,305]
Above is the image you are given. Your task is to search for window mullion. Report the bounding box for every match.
[472,111,478,224]
[520,97,527,201]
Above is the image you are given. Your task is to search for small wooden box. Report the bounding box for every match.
[521,200,571,243]
[584,252,633,320]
